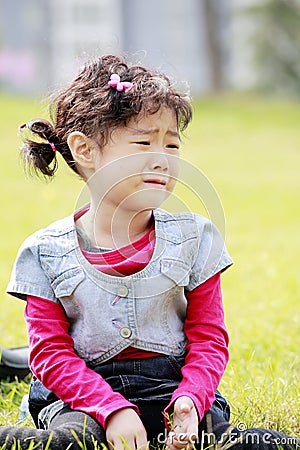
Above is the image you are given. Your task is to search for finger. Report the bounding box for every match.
[108,436,134,450]
[172,439,194,450]
[171,431,198,449]
[167,434,188,450]
[167,440,190,450]
[174,434,189,443]
[178,402,192,414]
[107,439,116,450]
[175,396,194,411]
[135,432,149,450]
[187,432,198,444]
[136,440,149,450]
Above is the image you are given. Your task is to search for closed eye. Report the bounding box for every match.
[135,141,150,146]
[166,144,180,152]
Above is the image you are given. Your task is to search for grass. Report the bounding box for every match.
[0,92,299,439]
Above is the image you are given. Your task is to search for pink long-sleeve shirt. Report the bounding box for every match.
[25,225,229,430]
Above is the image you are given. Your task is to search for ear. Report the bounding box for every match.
[67,131,98,170]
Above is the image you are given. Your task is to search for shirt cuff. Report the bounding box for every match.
[95,397,140,429]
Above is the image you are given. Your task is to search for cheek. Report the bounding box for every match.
[112,155,144,180]
[167,178,177,194]
[169,158,180,185]
[103,160,138,187]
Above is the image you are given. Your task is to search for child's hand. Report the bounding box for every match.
[167,396,198,450]
[106,407,148,450]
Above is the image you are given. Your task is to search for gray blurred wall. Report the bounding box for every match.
[0,0,242,96]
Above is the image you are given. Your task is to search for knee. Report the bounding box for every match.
[50,410,106,450]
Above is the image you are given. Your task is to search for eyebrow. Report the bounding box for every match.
[128,127,180,139]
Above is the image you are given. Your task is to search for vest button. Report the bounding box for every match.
[120,327,132,339]
[117,285,128,297]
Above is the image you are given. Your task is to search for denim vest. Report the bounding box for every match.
[7,208,232,365]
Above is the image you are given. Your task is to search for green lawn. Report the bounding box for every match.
[0,93,299,435]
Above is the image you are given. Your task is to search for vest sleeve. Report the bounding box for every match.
[6,233,57,303]
[187,215,233,291]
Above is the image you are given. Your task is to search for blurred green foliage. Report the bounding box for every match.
[245,0,300,96]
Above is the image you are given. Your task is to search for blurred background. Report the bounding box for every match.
[1,0,300,97]
[0,0,299,432]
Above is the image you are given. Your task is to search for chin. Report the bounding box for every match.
[125,190,170,212]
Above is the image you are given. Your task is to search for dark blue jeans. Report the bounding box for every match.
[92,354,230,441]
[29,354,229,436]
[29,355,230,441]
[21,355,299,449]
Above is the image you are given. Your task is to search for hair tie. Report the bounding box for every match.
[108,73,133,92]
[49,142,56,152]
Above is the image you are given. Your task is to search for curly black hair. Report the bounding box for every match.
[19,54,192,178]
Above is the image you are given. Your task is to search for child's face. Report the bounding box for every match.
[89,107,181,213]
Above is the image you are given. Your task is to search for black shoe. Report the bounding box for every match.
[0,346,30,381]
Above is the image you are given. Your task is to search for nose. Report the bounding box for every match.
[148,150,169,172]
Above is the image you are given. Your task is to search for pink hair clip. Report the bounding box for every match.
[49,142,56,152]
[108,73,133,92]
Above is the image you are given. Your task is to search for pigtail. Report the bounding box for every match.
[19,119,60,178]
